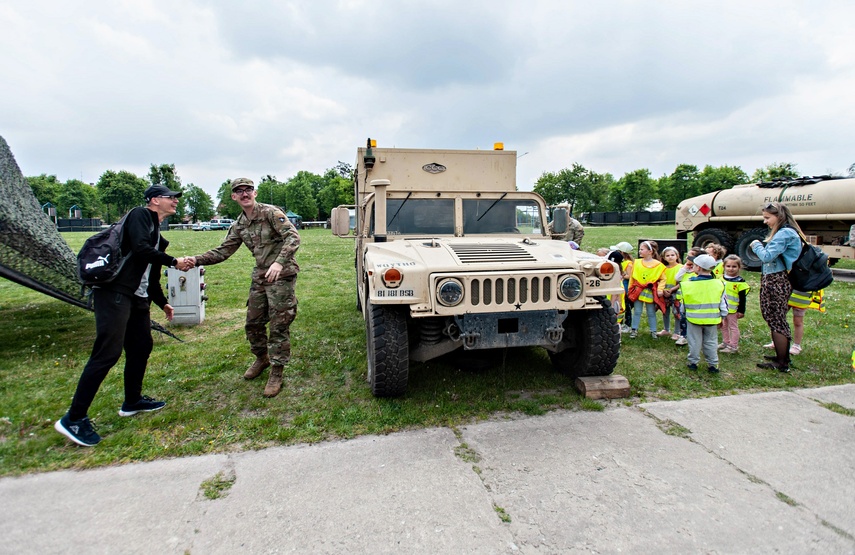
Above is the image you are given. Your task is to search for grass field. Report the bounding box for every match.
[1,225,853,476]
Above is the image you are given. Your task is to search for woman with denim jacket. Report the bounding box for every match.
[750,202,804,372]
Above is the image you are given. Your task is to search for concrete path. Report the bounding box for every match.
[2,385,854,554]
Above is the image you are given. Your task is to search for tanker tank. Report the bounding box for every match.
[675,175,855,269]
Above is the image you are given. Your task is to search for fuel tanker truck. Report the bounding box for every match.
[330,139,623,397]
[675,175,855,270]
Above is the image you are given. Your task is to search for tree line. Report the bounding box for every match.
[533,161,841,215]
[29,159,852,225]
[27,162,355,225]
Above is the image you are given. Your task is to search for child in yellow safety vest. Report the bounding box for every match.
[719,254,750,354]
[658,247,682,339]
[671,247,702,346]
[763,289,824,356]
[705,243,727,280]
[627,240,666,339]
[679,254,728,374]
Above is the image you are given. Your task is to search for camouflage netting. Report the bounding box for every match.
[0,135,89,309]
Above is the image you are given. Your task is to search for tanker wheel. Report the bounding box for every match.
[548,298,620,378]
[693,228,733,254]
[365,302,409,397]
[735,228,767,271]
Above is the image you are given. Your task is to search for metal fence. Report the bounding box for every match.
[584,210,675,226]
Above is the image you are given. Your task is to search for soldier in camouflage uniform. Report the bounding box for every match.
[547,204,585,245]
[190,178,300,398]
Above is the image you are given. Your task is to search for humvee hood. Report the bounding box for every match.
[365,237,598,272]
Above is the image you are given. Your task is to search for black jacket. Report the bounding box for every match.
[107,206,176,308]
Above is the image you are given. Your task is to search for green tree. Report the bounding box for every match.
[316,167,354,220]
[699,165,749,194]
[57,179,100,218]
[216,180,241,218]
[285,179,318,220]
[257,175,287,208]
[97,170,148,223]
[27,174,62,207]
[284,171,326,206]
[184,184,215,222]
[149,163,185,220]
[609,169,656,212]
[659,164,701,210]
[751,162,799,182]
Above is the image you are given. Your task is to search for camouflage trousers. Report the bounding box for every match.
[246,275,298,365]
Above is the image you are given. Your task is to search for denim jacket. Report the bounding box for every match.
[751,226,801,275]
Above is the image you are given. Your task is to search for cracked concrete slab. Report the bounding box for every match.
[796,383,855,411]
[642,389,855,540]
[461,407,853,553]
[0,454,229,554]
[190,428,513,554]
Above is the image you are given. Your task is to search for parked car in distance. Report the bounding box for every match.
[210,218,235,230]
[192,221,212,231]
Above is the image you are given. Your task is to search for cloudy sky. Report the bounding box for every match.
[2,1,853,199]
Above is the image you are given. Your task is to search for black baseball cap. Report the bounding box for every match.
[144,185,182,201]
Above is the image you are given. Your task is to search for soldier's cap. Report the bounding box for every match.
[693,254,717,270]
[231,177,255,191]
[609,241,634,253]
[144,185,182,201]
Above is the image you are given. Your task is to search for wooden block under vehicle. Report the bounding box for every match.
[574,375,631,399]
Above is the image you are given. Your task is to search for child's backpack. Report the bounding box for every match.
[788,241,834,292]
[77,210,134,286]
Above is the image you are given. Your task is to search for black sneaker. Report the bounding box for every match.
[686,363,698,371]
[119,395,166,417]
[708,365,720,373]
[55,414,101,447]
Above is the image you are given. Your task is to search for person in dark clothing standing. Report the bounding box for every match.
[55,185,193,447]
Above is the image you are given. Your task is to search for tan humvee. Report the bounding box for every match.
[331,140,623,397]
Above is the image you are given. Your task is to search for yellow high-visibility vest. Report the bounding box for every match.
[724,279,750,314]
[630,260,665,303]
[680,278,725,325]
[788,289,825,312]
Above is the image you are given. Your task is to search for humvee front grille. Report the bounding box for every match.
[450,243,536,263]
[470,276,553,308]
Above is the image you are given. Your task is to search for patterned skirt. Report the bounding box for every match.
[760,271,792,338]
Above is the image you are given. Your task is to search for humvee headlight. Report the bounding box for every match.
[437,278,464,307]
[558,275,583,301]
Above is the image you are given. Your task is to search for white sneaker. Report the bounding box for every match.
[671,333,682,341]
[675,337,688,346]
[763,342,774,349]
[789,344,802,355]
[620,325,631,334]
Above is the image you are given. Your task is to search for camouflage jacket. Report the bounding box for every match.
[194,202,300,281]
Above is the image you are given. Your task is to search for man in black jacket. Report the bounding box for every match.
[55,185,192,447]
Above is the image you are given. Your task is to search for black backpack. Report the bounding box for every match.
[788,241,834,292]
[77,210,136,286]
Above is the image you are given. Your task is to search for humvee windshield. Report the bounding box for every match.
[378,197,543,236]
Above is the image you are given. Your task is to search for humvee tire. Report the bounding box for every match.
[549,298,620,377]
[366,302,409,397]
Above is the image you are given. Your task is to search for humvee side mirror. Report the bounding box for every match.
[552,207,568,234]
[331,206,351,236]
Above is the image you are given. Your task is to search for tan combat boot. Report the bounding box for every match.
[244,355,270,380]
[263,365,284,398]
